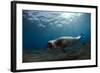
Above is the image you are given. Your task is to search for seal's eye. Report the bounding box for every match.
[48,42,53,49]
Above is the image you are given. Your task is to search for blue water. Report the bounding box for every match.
[23,10,91,50]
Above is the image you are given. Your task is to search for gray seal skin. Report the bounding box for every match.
[48,35,81,53]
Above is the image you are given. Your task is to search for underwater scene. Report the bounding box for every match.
[23,10,91,63]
